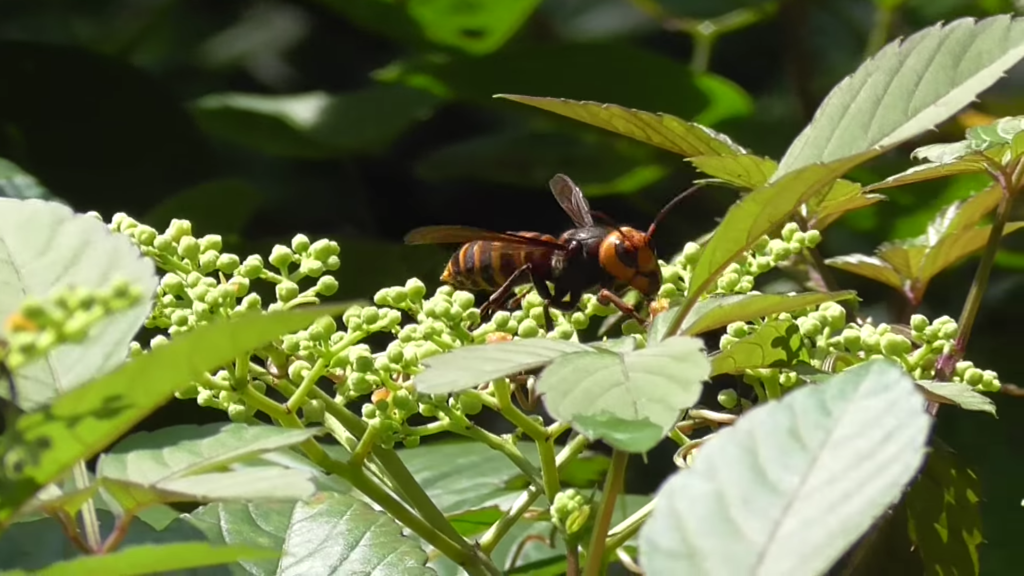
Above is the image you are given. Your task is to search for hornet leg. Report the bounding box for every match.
[597,289,645,325]
[480,264,534,321]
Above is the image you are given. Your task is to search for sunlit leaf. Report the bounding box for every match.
[407,0,542,55]
[906,442,983,576]
[650,291,857,342]
[0,305,347,524]
[914,381,996,416]
[639,360,932,576]
[864,160,988,191]
[710,320,810,376]
[0,198,158,411]
[495,96,746,158]
[190,86,441,158]
[811,193,887,230]
[825,254,906,291]
[775,16,1024,180]
[919,222,1024,287]
[941,185,1002,234]
[414,339,590,394]
[27,542,277,576]
[186,492,434,575]
[538,336,710,453]
[686,152,877,310]
[687,154,776,189]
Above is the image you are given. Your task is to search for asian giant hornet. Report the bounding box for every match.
[404,174,699,330]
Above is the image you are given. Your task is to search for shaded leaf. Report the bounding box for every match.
[28,542,276,576]
[639,360,932,576]
[538,336,710,453]
[496,96,746,158]
[812,192,887,230]
[186,492,434,576]
[407,0,542,55]
[775,16,1024,180]
[414,339,590,394]
[0,158,56,201]
[142,178,265,238]
[686,152,878,309]
[0,305,347,524]
[914,381,997,416]
[102,469,317,508]
[906,442,983,576]
[650,291,857,341]
[826,254,905,292]
[191,86,441,158]
[0,198,158,411]
[710,320,810,376]
[919,223,1024,289]
[687,154,776,188]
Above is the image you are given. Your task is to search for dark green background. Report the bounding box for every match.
[1,0,1022,572]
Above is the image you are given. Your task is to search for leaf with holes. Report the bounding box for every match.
[639,360,932,576]
[710,320,810,376]
[495,96,746,158]
[185,492,434,575]
[537,336,710,453]
[414,338,590,394]
[0,198,158,411]
[775,16,1024,180]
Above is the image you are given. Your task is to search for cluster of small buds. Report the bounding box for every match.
[3,280,143,370]
[717,301,1002,406]
[550,488,591,536]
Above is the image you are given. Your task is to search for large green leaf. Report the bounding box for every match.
[684,152,877,316]
[414,339,590,394]
[710,320,810,376]
[638,360,932,576]
[407,0,541,55]
[906,442,983,576]
[0,305,347,524]
[190,86,441,158]
[775,16,1024,180]
[688,154,776,188]
[25,542,277,576]
[0,198,158,411]
[186,492,435,576]
[496,96,746,159]
[537,336,711,453]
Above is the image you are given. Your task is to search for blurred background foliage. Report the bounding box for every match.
[1,0,1023,571]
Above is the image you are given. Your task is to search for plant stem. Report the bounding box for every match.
[437,403,543,487]
[606,500,655,551]
[286,330,365,413]
[492,378,549,441]
[479,433,592,554]
[536,436,562,504]
[583,449,629,576]
[71,461,102,551]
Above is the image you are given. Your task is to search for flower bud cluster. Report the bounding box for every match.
[3,280,143,369]
[550,488,591,536]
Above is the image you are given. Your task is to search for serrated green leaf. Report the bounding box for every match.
[0,305,346,524]
[407,0,541,55]
[919,222,1024,287]
[186,492,435,576]
[686,152,877,310]
[915,381,997,416]
[650,291,857,342]
[910,141,985,164]
[0,198,158,411]
[639,360,932,576]
[0,159,55,201]
[825,254,906,291]
[31,542,276,576]
[906,442,982,576]
[414,339,590,394]
[495,96,747,158]
[864,160,988,191]
[687,154,776,188]
[812,192,887,230]
[943,185,1002,234]
[190,86,441,158]
[775,16,1024,181]
[537,336,710,453]
[98,423,323,483]
[710,320,810,376]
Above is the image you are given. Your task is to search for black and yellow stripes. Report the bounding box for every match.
[440,232,559,291]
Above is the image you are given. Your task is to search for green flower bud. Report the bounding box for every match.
[717,273,741,292]
[861,333,880,353]
[622,319,644,336]
[658,283,679,299]
[458,393,483,415]
[754,256,774,273]
[964,367,984,386]
[910,314,929,333]
[227,276,249,298]
[170,310,191,328]
[361,403,378,419]
[922,325,940,342]
[196,389,218,408]
[177,236,200,261]
[299,258,325,278]
[880,332,912,356]
[160,273,186,296]
[804,229,822,248]
[724,262,743,276]
[197,234,222,253]
[227,403,250,423]
[197,250,217,273]
[781,222,801,242]
[752,235,771,253]
[726,322,748,338]
[938,322,958,341]
[954,361,975,378]
[767,238,790,259]
[291,234,311,254]
[239,255,264,279]
[349,373,373,395]
[216,253,241,274]
[276,281,300,303]
[360,306,380,326]
[717,388,738,409]
[719,334,739,350]
[167,219,192,242]
[301,399,325,423]
[288,360,312,383]
[450,290,474,312]
[550,323,575,340]
[269,245,294,270]
[150,334,170,348]
[779,371,799,387]
[517,318,541,338]
[570,311,589,330]
[374,287,395,306]
[309,239,339,261]
[491,311,511,329]
[681,242,701,265]
[798,317,823,339]
[133,225,158,246]
[310,275,336,296]
[402,436,421,449]
[239,293,261,311]
[323,255,340,271]
[933,315,956,327]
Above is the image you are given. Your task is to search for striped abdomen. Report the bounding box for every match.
[441,232,558,291]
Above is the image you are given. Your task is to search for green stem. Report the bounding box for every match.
[605,500,655,551]
[479,433,592,554]
[241,386,289,420]
[536,435,561,504]
[492,378,548,440]
[583,450,629,576]
[437,403,543,487]
[72,461,102,551]
[286,331,365,412]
